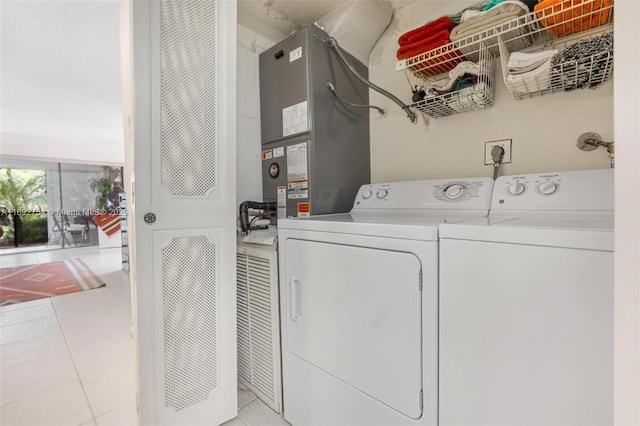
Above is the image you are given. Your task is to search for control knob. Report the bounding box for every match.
[537,181,558,195]
[507,182,526,196]
[362,190,372,199]
[376,189,388,199]
[444,184,464,199]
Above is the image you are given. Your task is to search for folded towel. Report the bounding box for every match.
[506,59,553,95]
[396,29,452,60]
[449,0,489,24]
[482,0,510,11]
[398,16,454,45]
[507,49,558,74]
[428,61,481,92]
[448,82,492,112]
[450,1,530,41]
[535,0,612,38]
[461,9,486,23]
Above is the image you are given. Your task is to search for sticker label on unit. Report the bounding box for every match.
[297,202,311,217]
[287,142,309,199]
[261,150,273,160]
[273,147,284,158]
[277,186,287,219]
[287,142,308,181]
[289,46,302,63]
[288,185,308,199]
[282,101,308,137]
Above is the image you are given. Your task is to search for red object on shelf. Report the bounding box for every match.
[398,16,454,46]
[397,16,464,77]
[93,213,121,237]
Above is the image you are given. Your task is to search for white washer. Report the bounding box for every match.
[439,169,614,426]
[277,177,494,426]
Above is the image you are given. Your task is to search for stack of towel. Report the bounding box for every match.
[418,59,492,113]
[396,16,463,77]
[427,61,482,95]
[505,49,558,95]
[505,31,613,96]
[449,0,534,60]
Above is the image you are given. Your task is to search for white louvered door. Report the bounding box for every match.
[123,1,237,425]
[236,243,282,413]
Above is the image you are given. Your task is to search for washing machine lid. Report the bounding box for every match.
[439,215,614,251]
[278,210,491,241]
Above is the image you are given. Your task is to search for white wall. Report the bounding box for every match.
[369,1,613,183]
[236,23,283,205]
[0,0,124,167]
[613,1,640,424]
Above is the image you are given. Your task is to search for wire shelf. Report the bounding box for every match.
[409,44,494,118]
[499,31,613,100]
[396,0,614,80]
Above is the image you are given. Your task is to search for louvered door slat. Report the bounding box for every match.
[236,241,282,413]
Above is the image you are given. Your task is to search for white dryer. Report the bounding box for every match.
[439,169,614,426]
[277,177,494,426]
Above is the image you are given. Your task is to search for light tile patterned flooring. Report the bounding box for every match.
[1,246,288,426]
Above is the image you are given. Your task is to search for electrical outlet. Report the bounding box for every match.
[484,139,512,165]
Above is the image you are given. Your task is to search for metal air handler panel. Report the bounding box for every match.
[259,25,370,218]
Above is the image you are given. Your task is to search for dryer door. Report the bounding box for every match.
[283,238,423,419]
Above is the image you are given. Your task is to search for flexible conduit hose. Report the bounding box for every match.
[239,201,277,235]
[326,36,417,125]
[326,82,386,116]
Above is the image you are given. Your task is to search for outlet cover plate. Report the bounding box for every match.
[485,139,512,165]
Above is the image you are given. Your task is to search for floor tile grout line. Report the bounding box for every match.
[0,344,68,374]
[102,280,132,317]
[52,300,99,424]
[92,398,137,422]
[0,377,80,408]
[0,298,55,327]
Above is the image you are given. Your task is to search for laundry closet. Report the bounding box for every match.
[234,0,637,425]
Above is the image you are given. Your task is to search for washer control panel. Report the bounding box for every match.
[504,179,561,197]
[492,169,613,212]
[352,177,494,210]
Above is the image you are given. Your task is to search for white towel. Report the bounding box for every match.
[428,61,480,92]
[448,82,492,112]
[450,1,530,41]
[507,50,558,74]
[506,59,553,95]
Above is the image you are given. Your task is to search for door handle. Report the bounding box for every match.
[290,277,302,321]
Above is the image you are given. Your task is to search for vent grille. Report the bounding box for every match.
[160,0,217,197]
[162,236,217,411]
[236,248,280,411]
[237,253,252,384]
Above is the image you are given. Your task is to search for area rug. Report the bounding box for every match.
[0,259,106,306]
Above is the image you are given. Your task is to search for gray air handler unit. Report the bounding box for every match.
[259,25,370,220]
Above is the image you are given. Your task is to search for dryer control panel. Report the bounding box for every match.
[352,177,494,211]
[491,169,613,214]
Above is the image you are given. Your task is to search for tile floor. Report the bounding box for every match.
[1,246,289,426]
